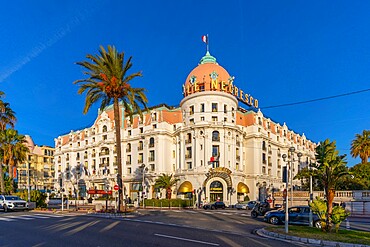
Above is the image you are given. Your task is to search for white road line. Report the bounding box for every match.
[0,218,15,221]
[6,216,34,220]
[154,233,219,246]
[34,214,63,218]
[21,215,49,219]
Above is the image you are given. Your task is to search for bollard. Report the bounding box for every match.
[346,218,350,229]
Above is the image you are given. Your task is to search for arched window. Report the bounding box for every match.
[101,147,109,156]
[212,131,220,141]
[102,125,107,132]
[149,137,155,148]
[126,143,131,152]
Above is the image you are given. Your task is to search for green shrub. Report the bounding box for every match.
[16,190,47,208]
[143,199,193,208]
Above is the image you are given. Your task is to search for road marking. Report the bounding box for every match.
[0,218,15,221]
[99,221,120,232]
[21,214,49,219]
[154,233,219,246]
[34,213,63,218]
[6,216,34,220]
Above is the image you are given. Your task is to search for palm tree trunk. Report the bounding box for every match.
[113,98,124,211]
[167,188,172,199]
[0,164,5,194]
[325,188,335,231]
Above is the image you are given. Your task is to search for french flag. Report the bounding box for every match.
[202,35,208,44]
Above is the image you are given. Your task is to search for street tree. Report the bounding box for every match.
[351,130,370,164]
[74,45,148,211]
[154,174,179,199]
[0,129,29,193]
[0,91,17,194]
[312,139,349,232]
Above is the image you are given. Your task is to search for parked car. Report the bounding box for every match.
[235,202,248,210]
[203,201,226,210]
[247,201,258,210]
[264,206,322,228]
[0,195,29,212]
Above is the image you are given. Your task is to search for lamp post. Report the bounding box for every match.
[309,161,313,227]
[140,164,148,208]
[282,146,300,233]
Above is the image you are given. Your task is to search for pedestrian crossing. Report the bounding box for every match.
[146,209,251,217]
[0,213,83,222]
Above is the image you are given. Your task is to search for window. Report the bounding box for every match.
[212,103,218,112]
[149,137,155,148]
[200,116,205,121]
[212,145,219,157]
[268,145,272,154]
[127,155,131,164]
[172,150,175,158]
[186,133,192,144]
[103,125,107,132]
[126,143,131,152]
[127,167,132,174]
[149,150,155,162]
[152,112,157,121]
[185,147,192,159]
[138,141,143,150]
[212,116,218,122]
[262,153,266,164]
[189,105,194,115]
[153,124,157,129]
[138,153,143,163]
[103,135,107,140]
[190,119,194,124]
[212,131,220,141]
[128,130,132,136]
[224,105,227,113]
[187,162,192,170]
[140,127,143,133]
[262,141,266,151]
[200,103,205,113]
[150,164,155,172]
[231,107,235,117]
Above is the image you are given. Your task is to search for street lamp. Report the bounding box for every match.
[309,160,313,227]
[140,164,148,208]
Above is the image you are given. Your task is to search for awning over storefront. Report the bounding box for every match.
[178,181,193,193]
[237,182,249,193]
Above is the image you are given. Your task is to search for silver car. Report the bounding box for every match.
[0,195,29,212]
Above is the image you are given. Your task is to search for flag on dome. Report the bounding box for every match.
[202,35,208,44]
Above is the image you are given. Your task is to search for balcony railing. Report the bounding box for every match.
[185,154,192,159]
[185,139,192,144]
[148,157,155,162]
[138,146,143,151]
[149,143,155,148]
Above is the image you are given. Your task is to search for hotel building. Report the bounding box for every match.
[54,51,316,205]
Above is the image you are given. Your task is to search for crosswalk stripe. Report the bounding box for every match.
[6,216,34,220]
[22,215,50,219]
[0,218,15,221]
[34,214,63,218]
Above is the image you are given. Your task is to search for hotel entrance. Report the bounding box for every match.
[209,181,223,202]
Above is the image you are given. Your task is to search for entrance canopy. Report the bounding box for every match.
[178,181,193,193]
[237,182,249,193]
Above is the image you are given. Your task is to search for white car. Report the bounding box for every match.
[0,195,29,212]
[235,202,248,210]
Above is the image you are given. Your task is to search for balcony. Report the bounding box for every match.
[262,160,266,164]
[148,157,155,162]
[268,162,272,167]
[185,139,192,144]
[138,146,143,151]
[236,141,240,146]
[185,154,192,159]
[126,161,131,164]
[126,148,131,152]
[236,156,240,161]
[212,137,220,142]
[99,152,109,156]
[149,143,155,148]
[92,153,96,158]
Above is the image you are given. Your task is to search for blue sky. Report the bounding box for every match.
[1,1,369,167]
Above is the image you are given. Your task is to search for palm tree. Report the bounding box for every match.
[154,174,180,199]
[0,129,29,193]
[351,130,370,164]
[312,139,349,232]
[74,45,148,211]
[0,91,17,194]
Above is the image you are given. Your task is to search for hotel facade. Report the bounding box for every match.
[54,51,316,205]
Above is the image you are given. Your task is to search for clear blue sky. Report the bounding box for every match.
[1,1,369,167]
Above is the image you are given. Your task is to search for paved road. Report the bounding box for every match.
[0,210,304,247]
[0,209,368,246]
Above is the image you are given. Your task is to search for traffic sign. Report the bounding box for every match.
[114,185,119,191]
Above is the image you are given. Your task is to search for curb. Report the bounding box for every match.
[256,228,370,247]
